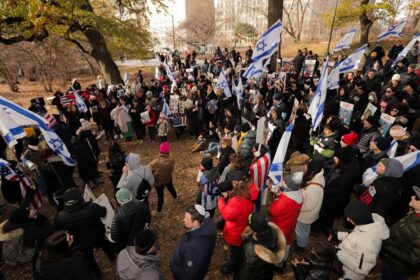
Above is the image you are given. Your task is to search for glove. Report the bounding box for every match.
[314,144,323,154]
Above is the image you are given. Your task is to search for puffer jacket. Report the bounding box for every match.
[235,222,286,280]
[54,202,106,248]
[357,127,381,155]
[382,212,420,276]
[111,199,151,252]
[298,170,325,224]
[117,247,164,280]
[238,130,256,160]
[107,151,126,187]
[218,196,254,247]
[148,154,175,187]
[337,213,389,278]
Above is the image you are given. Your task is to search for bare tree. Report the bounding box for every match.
[282,0,310,43]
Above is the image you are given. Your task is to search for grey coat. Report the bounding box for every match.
[117,247,164,280]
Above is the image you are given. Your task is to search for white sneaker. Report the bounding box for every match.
[120,134,124,139]
[216,153,221,159]
[114,134,118,140]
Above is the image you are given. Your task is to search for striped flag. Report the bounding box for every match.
[161,101,171,117]
[377,20,407,41]
[333,28,357,52]
[72,90,88,113]
[216,69,232,97]
[0,161,43,210]
[392,34,420,67]
[0,108,26,147]
[39,112,58,128]
[308,57,329,132]
[268,121,295,189]
[387,140,398,158]
[362,150,420,186]
[250,152,271,207]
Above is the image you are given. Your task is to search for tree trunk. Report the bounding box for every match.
[359,0,373,45]
[83,28,122,85]
[268,0,283,72]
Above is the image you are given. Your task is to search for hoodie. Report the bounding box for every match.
[360,159,404,219]
[198,168,219,210]
[117,153,155,198]
[117,247,164,280]
[337,214,389,277]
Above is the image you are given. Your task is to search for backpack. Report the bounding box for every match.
[135,167,151,202]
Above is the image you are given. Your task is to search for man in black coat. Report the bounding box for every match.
[55,188,115,278]
[170,205,217,280]
[110,188,151,252]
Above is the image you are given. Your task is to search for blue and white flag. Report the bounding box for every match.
[123,72,130,84]
[308,57,329,131]
[333,28,357,52]
[234,77,244,109]
[327,64,340,90]
[73,90,88,113]
[0,108,26,147]
[268,121,295,188]
[387,140,398,158]
[216,69,232,97]
[377,20,407,41]
[392,33,420,67]
[0,96,75,166]
[339,44,367,74]
[362,150,420,186]
[243,60,263,80]
[164,63,175,82]
[252,20,283,62]
[161,101,171,117]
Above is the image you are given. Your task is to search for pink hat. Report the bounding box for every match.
[160,142,170,154]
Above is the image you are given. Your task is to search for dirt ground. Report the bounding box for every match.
[0,76,389,280]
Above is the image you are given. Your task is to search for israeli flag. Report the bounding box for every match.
[377,20,407,41]
[268,120,295,188]
[362,151,420,186]
[164,63,175,82]
[216,69,232,97]
[0,108,26,147]
[0,96,75,166]
[252,20,283,63]
[243,60,263,80]
[387,140,398,158]
[73,90,88,113]
[333,28,357,52]
[308,57,329,132]
[233,77,244,109]
[161,101,171,117]
[339,44,367,74]
[392,34,420,67]
[327,64,340,90]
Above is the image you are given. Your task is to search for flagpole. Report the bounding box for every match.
[326,0,339,56]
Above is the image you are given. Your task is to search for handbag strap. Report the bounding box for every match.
[305,181,324,188]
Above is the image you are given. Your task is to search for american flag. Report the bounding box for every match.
[0,164,43,210]
[39,112,58,128]
[60,96,72,107]
[250,152,271,191]
[276,72,286,93]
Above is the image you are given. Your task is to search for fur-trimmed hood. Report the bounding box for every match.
[0,221,23,242]
[242,222,286,264]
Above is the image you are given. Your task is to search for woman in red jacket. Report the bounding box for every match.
[143,105,157,143]
[218,180,254,276]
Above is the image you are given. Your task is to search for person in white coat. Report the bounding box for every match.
[295,157,325,249]
[335,200,389,280]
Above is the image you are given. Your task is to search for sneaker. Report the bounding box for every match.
[216,152,221,159]
[120,134,124,139]
[113,134,118,140]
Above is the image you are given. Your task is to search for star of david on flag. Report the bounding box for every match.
[72,89,88,113]
[377,20,407,41]
[333,28,356,52]
[338,44,367,74]
[216,69,232,97]
[251,20,283,63]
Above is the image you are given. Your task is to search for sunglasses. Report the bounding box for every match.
[386,90,392,93]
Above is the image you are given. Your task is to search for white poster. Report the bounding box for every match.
[339,101,354,126]
[362,103,377,120]
[94,193,115,231]
[256,117,267,144]
[140,111,150,124]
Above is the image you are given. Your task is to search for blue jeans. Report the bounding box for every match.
[295,221,311,248]
[382,261,409,280]
[203,142,220,154]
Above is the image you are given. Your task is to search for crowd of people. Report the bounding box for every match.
[0,37,419,280]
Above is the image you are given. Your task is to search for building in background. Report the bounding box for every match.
[147,0,187,51]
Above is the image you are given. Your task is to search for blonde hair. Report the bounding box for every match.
[221,137,232,147]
